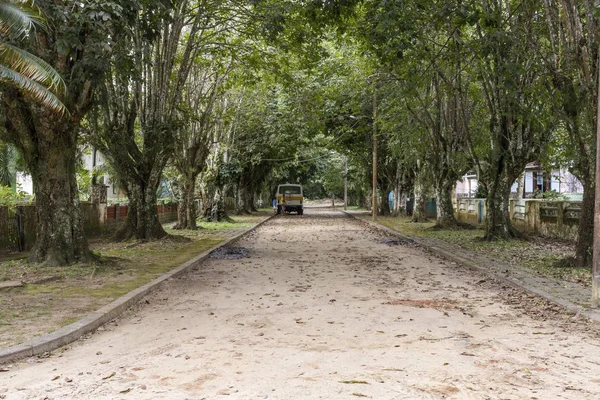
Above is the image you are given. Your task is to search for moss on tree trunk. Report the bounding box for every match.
[29,128,93,265]
[412,180,427,222]
[1,95,93,266]
[115,178,167,241]
[575,178,594,267]
[435,180,458,228]
[174,174,198,230]
[483,175,518,240]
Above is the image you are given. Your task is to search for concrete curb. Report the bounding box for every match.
[0,213,277,365]
[342,210,600,323]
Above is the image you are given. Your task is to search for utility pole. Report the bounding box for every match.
[372,89,377,221]
[593,60,600,306]
[344,156,348,211]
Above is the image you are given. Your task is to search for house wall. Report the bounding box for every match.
[457,168,584,201]
[455,175,478,198]
[15,149,121,199]
[15,172,33,195]
[81,151,122,200]
[559,169,584,194]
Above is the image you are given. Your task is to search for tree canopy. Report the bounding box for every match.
[0,0,597,267]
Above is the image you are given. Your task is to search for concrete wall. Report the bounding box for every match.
[452,198,581,242]
[453,198,486,226]
[514,200,580,241]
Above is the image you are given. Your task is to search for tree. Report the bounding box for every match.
[468,0,553,239]
[92,0,231,240]
[172,63,228,229]
[0,1,135,265]
[541,0,598,267]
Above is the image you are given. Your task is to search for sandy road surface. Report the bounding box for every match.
[2,208,600,399]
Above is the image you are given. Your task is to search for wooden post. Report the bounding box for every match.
[593,58,600,306]
[372,89,377,221]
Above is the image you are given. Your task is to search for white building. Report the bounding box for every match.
[16,148,122,200]
[455,162,584,200]
[455,173,478,198]
[81,149,122,200]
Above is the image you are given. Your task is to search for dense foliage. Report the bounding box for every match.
[0,0,596,267]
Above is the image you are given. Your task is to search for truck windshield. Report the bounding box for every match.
[280,186,301,195]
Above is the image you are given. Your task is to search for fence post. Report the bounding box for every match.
[15,206,24,252]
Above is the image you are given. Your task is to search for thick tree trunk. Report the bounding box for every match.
[205,186,232,222]
[235,184,251,215]
[484,175,518,240]
[174,174,198,230]
[392,184,402,216]
[575,178,594,267]
[379,188,391,216]
[115,177,167,241]
[364,194,372,211]
[412,180,427,222]
[1,93,93,265]
[435,180,459,228]
[29,128,92,265]
[247,189,258,212]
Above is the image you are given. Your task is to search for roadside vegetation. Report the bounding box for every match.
[0,0,599,342]
[0,212,269,347]
[357,213,589,287]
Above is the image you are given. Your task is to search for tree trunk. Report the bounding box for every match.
[575,178,594,267]
[235,183,251,215]
[392,184,402,216]
[484,175,517,240]
[364,194,372,211]
[412,180,427,222]
[435,180,459,228]
[379,188,391,216]
[115,177,167,241]
[246,189,257,212]
[205,186,232,222]
[29,128,92,265]
[174,174,198,230]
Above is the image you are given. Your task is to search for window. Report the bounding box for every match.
[280,185,301,195]
[535,172,543,191]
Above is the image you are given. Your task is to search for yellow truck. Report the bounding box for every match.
[276,184,303,215]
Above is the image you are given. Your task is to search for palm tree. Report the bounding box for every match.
[0,140,17,187]
[0,0,66,112]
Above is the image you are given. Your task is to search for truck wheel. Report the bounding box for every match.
[298,208,303,216]
[277,205,282,214]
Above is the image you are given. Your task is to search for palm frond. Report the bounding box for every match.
[0,64,67,114]
[0,43,65,91]
[0,1,39,37]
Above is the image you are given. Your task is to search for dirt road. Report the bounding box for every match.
[2,208,600,399]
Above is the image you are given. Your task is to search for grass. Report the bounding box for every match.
[354,211,589,287]
[0,211,270,347]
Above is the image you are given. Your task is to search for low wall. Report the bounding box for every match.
[452,198,581,242]
[453,198,486,226]
[510,200,580,241]
[0,202,179,252]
